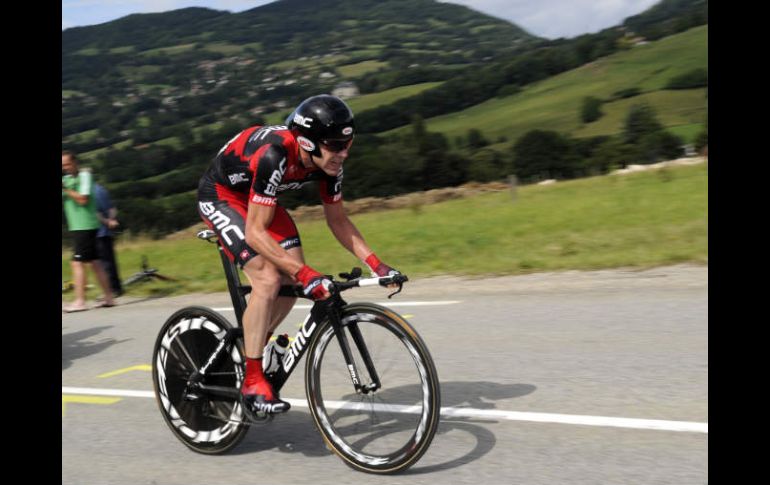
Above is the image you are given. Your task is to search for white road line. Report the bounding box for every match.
[61,386,707,433]
[438,407,708,433]
[63,387,154,398]
[212,301,460,311]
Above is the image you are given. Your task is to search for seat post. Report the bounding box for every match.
[217,244,248,327]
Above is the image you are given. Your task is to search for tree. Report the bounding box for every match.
[581,96,604,123]
[574,35,596,64]
[621,103,685,164]
[512,130,579,182]
[466,129,490,149]
[586,137,635,173]
[635,131,684,164]
[623,103,663,145]
[468,148,506,182]
[665,68,708,90]
[410,114,427,143]
[695,113,708,153]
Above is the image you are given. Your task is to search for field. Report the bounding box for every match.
[337,60,389,78]
[262,82,445,125]
[347,82,444,113]
[62,162,707,298]
[571,88,707,142]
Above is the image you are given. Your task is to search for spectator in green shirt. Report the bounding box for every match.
[62,151,116,312]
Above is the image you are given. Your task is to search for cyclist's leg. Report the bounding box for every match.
[265,206,304,334]
[199,185,269,355]
[241,204,302,354]
[267,247,303,334]
[198,191,298,413]
[239,257,291,413]
[240,255,281,359]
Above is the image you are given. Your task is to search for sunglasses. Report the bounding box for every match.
[320,138,353,152]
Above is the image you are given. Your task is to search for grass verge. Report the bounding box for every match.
[62,162,707,298]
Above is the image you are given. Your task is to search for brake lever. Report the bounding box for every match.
[385,275,408,299]
[387,283,404,299]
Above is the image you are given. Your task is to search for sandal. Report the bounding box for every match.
[63,305,89,313]
[93,301,117,309]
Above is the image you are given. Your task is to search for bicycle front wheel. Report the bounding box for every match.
[305,303,440,473]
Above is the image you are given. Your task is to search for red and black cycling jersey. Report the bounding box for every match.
[199,125,343,206]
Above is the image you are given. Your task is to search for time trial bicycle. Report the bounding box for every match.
[151,229,440,473]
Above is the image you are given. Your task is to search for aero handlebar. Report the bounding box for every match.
[278,270,408,299]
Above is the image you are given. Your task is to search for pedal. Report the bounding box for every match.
[242,406,274,424]
[183,391,202,401]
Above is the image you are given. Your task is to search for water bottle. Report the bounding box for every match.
[263,333,290,374]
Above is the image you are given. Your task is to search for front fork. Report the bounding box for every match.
[327,297,382,394]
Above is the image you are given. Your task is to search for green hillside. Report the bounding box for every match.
[63,0,539,164]
[385,25,707,143]
[348,82,444,113]
[259,82,445,125]
[572,88,706,140]
[61,0,708,239]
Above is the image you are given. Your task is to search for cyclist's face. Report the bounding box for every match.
[314,139,353,177]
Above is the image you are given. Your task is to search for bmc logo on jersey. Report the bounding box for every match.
[251,194,277,206]
[264,157,287,196]
[198,202,245,246]
[293,113,313,128]
[278,181,310,192]
[297,136,315,152]
[228,173,247,185]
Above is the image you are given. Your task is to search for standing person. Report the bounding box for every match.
[197,94,400,417]
[94,183,123,297]
[62,151,116,312]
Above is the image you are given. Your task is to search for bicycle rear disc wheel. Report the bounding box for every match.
[306,303,440,473]
[152,306,248,454]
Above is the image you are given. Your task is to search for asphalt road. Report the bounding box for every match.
[62,264,707,485]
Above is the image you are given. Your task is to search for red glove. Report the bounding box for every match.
[295,265,332,300]
[364,253,401,278]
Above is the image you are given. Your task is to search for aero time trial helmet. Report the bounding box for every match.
[286,94,355,157]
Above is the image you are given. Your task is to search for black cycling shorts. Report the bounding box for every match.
[71,229,99,262]
[198,184,301,268]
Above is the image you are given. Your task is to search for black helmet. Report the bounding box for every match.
[286,94,355,156]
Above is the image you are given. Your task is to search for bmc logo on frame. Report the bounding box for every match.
[283,315,317,371]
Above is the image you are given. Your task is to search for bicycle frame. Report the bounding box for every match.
[189,242,389,401]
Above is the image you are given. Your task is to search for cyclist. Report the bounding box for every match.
[197,94,400,416]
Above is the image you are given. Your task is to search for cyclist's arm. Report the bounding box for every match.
[323,200,375,262]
